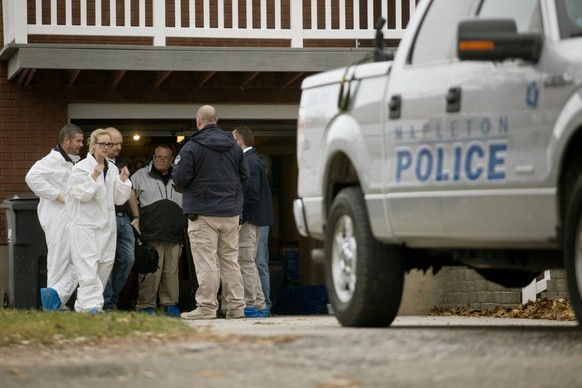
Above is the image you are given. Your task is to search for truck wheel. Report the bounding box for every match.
[325,187,404,327]
[564,175,582,325]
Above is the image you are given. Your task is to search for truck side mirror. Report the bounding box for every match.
[457,18,542,62]
[374,17,394,62]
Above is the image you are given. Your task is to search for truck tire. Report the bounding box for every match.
[325,187,404,327]
[564,174,582,325]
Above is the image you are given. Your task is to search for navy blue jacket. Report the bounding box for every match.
[242,148,274,227]
[172,124,249,217]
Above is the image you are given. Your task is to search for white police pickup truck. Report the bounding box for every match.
[293,0,582,327]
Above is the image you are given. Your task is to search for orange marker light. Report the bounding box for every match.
[459,40,495,51]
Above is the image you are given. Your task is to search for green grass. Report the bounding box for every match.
[0,309,194,347]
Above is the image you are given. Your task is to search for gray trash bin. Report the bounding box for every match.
[1,194,47,309]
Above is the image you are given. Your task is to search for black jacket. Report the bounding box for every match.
[131,163,187,243]
[172,124,249,217]
[242,148,274,227]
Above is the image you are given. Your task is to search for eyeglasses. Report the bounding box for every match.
[111,142,122,147]
[96,142,114,148]
[154,155,171,161]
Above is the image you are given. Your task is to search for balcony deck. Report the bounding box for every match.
[1,0,416,82]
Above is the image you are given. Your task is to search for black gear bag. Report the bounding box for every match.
[132,225,159,274]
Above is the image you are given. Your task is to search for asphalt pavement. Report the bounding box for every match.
[183,314,579,336]
[2,315,580,388]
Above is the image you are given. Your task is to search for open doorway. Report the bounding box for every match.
[72,117,310,311]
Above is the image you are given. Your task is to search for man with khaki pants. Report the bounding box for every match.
[172,105,249,320]
[232,126,274,318]
[132,144,187,317]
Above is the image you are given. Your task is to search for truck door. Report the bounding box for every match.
[439,0,572,243]
[385,0,571,245]
[383,0,480,242]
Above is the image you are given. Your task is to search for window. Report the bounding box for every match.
[556,0,582,39]
[479,0,541,33]
[410,0,475,65]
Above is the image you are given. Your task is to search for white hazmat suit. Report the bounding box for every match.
[67,153,132,312]
[25,147,79,308]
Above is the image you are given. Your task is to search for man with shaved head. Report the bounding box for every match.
[172,105,249,320]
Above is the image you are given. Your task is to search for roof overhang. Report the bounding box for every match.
[0,44,374,80]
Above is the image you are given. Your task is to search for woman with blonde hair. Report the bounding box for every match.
[67,128,132,313]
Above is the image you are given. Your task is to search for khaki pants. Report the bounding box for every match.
[188,215,245,315]
[238,222,266,310]
[136,240,182,310]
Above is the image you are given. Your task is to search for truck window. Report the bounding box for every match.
[556,0,582,38]
[478,0,541,33]
[410,0,474,65]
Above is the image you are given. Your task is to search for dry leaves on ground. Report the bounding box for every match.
[430,297,576,321]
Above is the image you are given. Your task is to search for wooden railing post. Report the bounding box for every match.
[13,0,28,44]
[290,0,303,48]
[153,0,166,46]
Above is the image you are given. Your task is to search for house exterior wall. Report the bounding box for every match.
[0,65,302,244]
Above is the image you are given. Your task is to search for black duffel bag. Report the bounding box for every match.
[132,226,159,274]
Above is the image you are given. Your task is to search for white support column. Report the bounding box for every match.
[311,0,317,30]
[246,0,252,29]
[36,0,42,25]
[15,0,28,43]
[409,0,416,16]
[81,0,87,26]
[204,0,211,28]
[290,0,303,47]
[218,0,224,29]
[325,0,330,30]
[260,0,266,30]
[66,0,73,26]
[152,0,166,46]
[275,0,281,30]
[95,0,102,27]
[353,0,360,30]
[125,0,131,27]
[382,0,388,28]
[395,0,402,30]
[232,0,238,29]
[2,0,11,43]
[339,0,345,30]
[139,0,146,27]
[51,0,57,26]
[110,0,117,26]
[190,0,196,28]
[175,0,182,28]
[367,0,373,29]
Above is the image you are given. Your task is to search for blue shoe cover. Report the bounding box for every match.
[139,307,156,315]
[40,288,62,311]
[88,309,99,314]
[244,307,259,318]
[165,305,181,317]
[257,308,269,318]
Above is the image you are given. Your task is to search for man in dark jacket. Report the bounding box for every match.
[172,105,249,320]
[232,126,274,318]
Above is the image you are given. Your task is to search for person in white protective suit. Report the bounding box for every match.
[67,128,132,313]
[25,123,84,311]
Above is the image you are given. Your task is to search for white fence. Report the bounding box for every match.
[522,270,551,304]
[3,0,416,48]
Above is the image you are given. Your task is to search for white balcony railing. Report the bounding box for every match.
[2,0,416,48]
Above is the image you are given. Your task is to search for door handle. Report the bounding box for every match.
[446,87,462,113]
[389,95,401,119]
